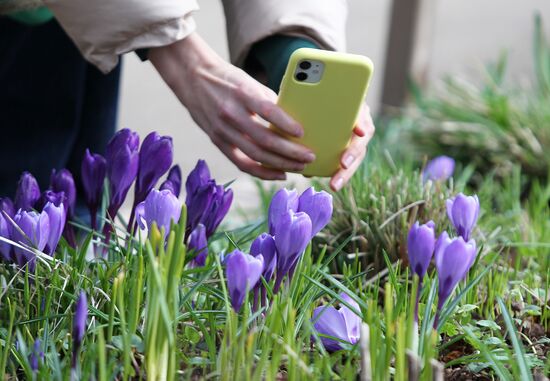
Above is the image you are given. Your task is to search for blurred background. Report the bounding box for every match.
[118,0,550,214]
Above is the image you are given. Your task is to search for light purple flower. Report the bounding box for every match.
[274,210,312,286]
[42,200,66,256]
[312,293,361,352]
[200,185,233,237]
[72,291,88,368]
[12,210,50,270]
[250,232,277,282]
[434,232,477,308]
[297,187,333,238]
[446,193,480,241]
[50,169,76,216]
[422,156,455,182]
[268,188,299,235]
[225,249,264,312]
[15,172,40,211]
[106,129,140,216]
[188,224,208,267]
[136,189,182,238]
[0,198,15,262]
[160,165,182,198]
[35,190,66,211]
[81,149,107,218]
[185,160,211,206]
[134,132,173,205]
[407,221,436,279]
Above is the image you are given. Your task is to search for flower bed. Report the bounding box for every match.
[0,129,548,380]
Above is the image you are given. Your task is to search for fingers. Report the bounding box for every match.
[235,85,304,138]
[214,140,287,181]
[330,145,365,192]
[340,134,369,170]
[218,102,315,164]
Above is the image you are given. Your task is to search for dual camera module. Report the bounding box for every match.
[294,59,324,84]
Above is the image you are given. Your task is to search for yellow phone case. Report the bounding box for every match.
[272,48,374,177]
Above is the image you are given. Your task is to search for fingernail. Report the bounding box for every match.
[343,154,355,167]
[276,173,286,180]
[304,152,316,162]
[334,177,344,191]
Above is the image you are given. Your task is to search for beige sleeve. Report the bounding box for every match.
[43,0,200,73]
[221,0,347,67]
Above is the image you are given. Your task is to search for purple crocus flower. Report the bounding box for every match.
[12,210,50,270]
[105,129,140,217]
[42,200,66,256]
[434,232,477,326]
[185,160,211,205]
[0,198,15,262]
[135,189,182,238]
[188,224,208,267]
[250,232,277,282]
[134,132,173,205]
[407,221,436,279]
[225,249,264,312]
[268,188,299,235]
[50,169,76,216]
[200,185,233,237]
[81,149,107,227]
[422,156,455,183]
[160,165,182,197]
[14,172,40,211]
[446,193,480,241]
[312,293,361,352]
[274,210,312,292]
[35,190,66,211]
[72,291,88,368]
[29,338,44,372]
[297,187,333,238]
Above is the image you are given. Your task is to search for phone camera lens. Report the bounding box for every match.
[299,61,312,70]
[295,72,308,81]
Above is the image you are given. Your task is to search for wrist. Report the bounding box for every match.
[150,33,222,100]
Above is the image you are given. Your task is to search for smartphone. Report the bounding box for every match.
[271,48,374,177]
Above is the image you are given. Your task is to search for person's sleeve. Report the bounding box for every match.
[42,0,200,73]
[221,0,347,68]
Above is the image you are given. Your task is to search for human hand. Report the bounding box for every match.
[149,33,316,181]
[329,103,375,192]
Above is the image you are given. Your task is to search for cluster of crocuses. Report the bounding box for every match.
[408,192,480,327]
[223,187,333,312]
[0,171,72,271]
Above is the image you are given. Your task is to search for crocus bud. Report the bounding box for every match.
[250,232,277,282]
[446,193,480,241]
[422,156,455,183]
[36,190,66,211]
[0,198,15,262]
[160,165,182,198]
[274,210,312,282]
[297,187,333,238]
[185,160,211,205]
[81,149,106,213]
[134,132,173,205]
[42,201,66,256]
[15,172,40,211]
[135,189,182,238]
[29,338,44,372]
[225,249,264,312]
[106,129,140,216]
[50,169,76,216]
[312,293,361,352]
[12,210,50,270]
[268,188,299,235]
[434,232,477,308]
[200,185,233,237]
[188,224,208,267]
[407,221,436,279]
[72,291,88,364]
